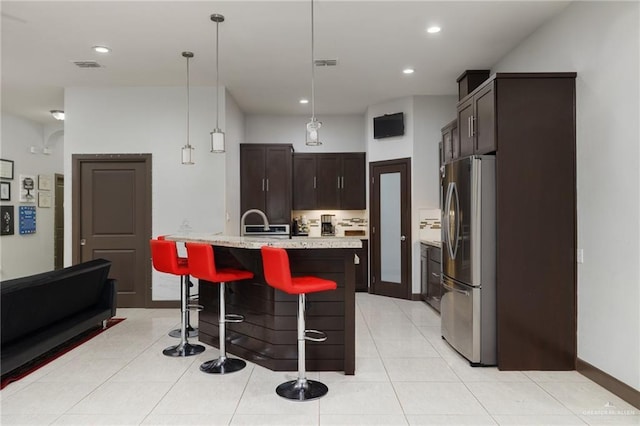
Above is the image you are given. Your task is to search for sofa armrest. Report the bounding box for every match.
[99,278,118,318]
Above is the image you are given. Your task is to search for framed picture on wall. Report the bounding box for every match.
[0,159,14,180]
[38,192,52,208]
[0,182,10,201]
[19,174,36,203]
[38,174,52,191]
[1,205,14,236]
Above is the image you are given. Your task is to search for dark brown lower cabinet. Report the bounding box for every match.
[355,240,369,292]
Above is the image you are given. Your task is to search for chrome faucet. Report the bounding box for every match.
[240,209,270,236]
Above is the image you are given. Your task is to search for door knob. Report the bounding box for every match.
[400,235,406,242]
[80,239,86,246]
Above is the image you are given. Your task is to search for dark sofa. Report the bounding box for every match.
[1,258,117,377]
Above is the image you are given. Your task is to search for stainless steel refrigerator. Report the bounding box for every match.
[440,155,496,366]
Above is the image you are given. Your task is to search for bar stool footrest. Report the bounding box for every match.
[187,303,204,311]
[200,357,246,374]
[304,329,327,342]
[225,313,244,323]
[276,379,329,401]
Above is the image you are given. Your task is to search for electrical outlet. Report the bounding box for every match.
[577,249,584,264]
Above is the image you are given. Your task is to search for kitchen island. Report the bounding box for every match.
[165,233,362,374]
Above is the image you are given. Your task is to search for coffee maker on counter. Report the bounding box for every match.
[321,214,335,236]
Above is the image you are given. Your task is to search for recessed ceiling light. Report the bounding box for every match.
[299,99,309,104]
[92,45,111,54]
[427,26,441,34]
[403,68,415,74]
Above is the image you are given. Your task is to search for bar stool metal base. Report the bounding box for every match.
[200,357,246,374]
[276,379,328,401]
[169,326,198,338]
[163,342,205,357]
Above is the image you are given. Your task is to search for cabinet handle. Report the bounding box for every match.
[431,272,440,278]
[266,179,269,192]
[262,178,265,192]
[341,176,344,189]
[337,177,341,188]
[468,116,471,138]
[471,116,476,137]
[313,176,317,189]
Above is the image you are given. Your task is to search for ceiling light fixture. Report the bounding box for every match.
[403,68,415,74]
[210,14,225,153]
[50,110,65,121]
[92,45,111,53]
[181,51,195,165]
[299,99,309,104]
[305,0,322,146]
[426,26,441,34]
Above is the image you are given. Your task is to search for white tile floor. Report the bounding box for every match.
[1,293,638,425]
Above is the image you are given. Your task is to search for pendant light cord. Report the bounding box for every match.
[310,0,315,121]
[215,20,220,130]
[186,55,190,146]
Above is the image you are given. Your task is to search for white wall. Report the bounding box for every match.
[366,96,456,294]
[245,114,365,153]
[492,1,640,390]
[0,113,64,280]
[224,89,246,235]
[64,86,227,300]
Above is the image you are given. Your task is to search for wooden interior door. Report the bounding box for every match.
[73,154,151,308]
[370,158,412,299]
[54,174,64,270]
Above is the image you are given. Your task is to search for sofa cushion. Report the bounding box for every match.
[0,259,111,346]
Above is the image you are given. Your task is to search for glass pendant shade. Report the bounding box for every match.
[210,129,225,153]
[181,144,195,165]
[305,118,322,146]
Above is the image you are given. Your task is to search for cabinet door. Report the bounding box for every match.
[316,154,341,209]
[474,82,496,154]
[457,99,474,158]
[240,145,266,223]
[341,153,366,209]
[292,154,317,210]
[442,129,453,163]
[265,146,292,224]
[451,121,460,159]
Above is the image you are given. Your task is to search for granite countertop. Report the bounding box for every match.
[420,239,442,249]
[165,233,363,249]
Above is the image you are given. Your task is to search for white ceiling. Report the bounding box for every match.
[1,1,571,124]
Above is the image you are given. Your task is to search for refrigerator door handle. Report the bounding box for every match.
[451,182,460,260]
[444,182,454,259]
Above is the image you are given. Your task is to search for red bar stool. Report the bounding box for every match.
[186,242,254,374]
[150,238,205,357]
[157,236,198,339]
[260,246,337,401]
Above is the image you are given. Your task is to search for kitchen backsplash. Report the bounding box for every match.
[292,210,368,238]
[419,208,441,242]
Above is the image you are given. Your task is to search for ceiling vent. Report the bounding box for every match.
[72,60,102,68]
[314,59,337,67]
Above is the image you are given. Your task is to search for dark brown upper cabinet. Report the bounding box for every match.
[240,144,292,225]
[441,119,459,164]
[292,152,366,210]
[457,81,496,156]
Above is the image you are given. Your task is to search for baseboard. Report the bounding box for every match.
[411,293,422,301]
[146,300,180,309]
[577,358,640,409]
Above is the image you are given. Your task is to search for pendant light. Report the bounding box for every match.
[181,51,195,165]
[210,14,225,153]
[305,0,322,146]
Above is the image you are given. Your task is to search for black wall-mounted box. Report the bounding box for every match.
[456,70,490,100]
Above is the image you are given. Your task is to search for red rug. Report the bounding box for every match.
[0,317,125,390]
